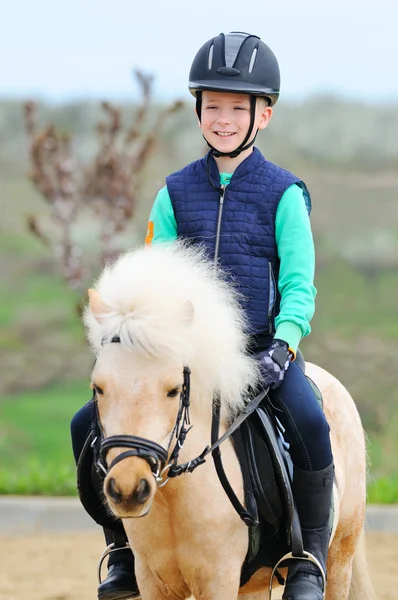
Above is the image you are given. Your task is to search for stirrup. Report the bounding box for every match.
[268,550,326,600]
[97,542,132,585]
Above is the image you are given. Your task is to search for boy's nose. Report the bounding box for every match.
[217,111,232,124]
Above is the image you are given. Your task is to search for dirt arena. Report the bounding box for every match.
[0,531,396,600]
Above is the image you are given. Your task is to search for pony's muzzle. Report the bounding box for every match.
[106,476,151,505]
[104,458,156,517]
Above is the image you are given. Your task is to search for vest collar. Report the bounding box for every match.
[202,147,266,189]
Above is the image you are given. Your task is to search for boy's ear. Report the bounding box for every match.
[258,106,273,131]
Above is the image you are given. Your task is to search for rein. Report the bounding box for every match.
[91,336,267,524]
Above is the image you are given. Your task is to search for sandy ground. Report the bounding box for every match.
[0,531,395,600]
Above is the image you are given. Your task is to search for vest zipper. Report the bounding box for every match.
[214,185,225,262]
[268,262,276,333]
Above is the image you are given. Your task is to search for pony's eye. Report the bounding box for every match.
[167,388,180,398]
[92,384,104,396]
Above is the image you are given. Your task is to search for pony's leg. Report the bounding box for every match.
[137,578,186,600]
[134,563,180,600]
[135,556,244,600]
[325,555,353,600]
[325,526,357,600]
[193,580,241,600]
[137,580,170,600]
[326,529,375,600]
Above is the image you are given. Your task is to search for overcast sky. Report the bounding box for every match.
[2,0,396,103]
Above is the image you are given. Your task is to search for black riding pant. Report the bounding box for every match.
[267,360,332,471]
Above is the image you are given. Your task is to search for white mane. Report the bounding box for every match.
[84,242,259,417]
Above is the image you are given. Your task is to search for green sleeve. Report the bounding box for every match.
[145,185,178,245]
[274,184,317,354]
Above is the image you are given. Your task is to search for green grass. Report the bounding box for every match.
[314,261,398,340]
[365,422,398,503]
[1,268,83,333]
[0,380,90,495]
[0,462,77,495]
[367,475,398,504]
[0,381,397,501]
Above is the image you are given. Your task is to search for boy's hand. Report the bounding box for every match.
[257,339,293,390]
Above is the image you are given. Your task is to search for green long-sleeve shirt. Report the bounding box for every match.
[146,175,317,354]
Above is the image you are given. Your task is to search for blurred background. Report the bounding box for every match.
[1,0,397,503]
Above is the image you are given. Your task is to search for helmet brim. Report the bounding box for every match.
[189,80,279,106]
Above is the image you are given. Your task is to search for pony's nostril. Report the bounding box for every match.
[134,478,151,505]
[106,477,122,504]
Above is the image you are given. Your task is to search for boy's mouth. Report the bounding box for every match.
[214,132,236,137]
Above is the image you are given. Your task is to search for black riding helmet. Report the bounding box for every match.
[189,32,280,158]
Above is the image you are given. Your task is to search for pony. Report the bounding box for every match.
[84,242,375,600]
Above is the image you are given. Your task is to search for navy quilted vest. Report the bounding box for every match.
[166,148,311,336]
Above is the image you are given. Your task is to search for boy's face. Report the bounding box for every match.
[199,91,272,155]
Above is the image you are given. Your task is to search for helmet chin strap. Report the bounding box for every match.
[196,94,258,159]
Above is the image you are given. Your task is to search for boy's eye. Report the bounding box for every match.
[234,106,246,110]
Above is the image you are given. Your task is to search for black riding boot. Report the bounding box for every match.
[98,528,141,600]
[283,462,334,600]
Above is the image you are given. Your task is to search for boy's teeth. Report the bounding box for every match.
[217,132,234,136]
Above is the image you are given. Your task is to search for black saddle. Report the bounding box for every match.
[231,400,294,585]
[222,350,325,586]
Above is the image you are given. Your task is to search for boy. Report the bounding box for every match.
[71,32,333,600]
[145,31,334,600]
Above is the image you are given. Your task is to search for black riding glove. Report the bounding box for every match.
[257,339,293,390]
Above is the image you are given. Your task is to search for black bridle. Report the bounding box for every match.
[91,336,267,524]
[91,340,194,486]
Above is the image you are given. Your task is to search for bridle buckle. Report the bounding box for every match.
[154,462,173,487]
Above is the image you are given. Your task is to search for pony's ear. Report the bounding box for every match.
[88,288,112,323]
[181,300,194,326]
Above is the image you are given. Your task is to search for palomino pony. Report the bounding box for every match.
[84,242,374,600]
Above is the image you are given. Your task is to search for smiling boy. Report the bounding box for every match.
[144,32,334,600]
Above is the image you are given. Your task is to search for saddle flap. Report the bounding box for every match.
[253,405,295,526]
[238,418,282,527]
[232,402,294,531]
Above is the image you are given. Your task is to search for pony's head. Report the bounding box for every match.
[84,242,259,518]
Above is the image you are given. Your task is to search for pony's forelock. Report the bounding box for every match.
[84,242,260,417]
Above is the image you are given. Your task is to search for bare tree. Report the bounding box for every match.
[25,103,82,286]
[24,69,183,290]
